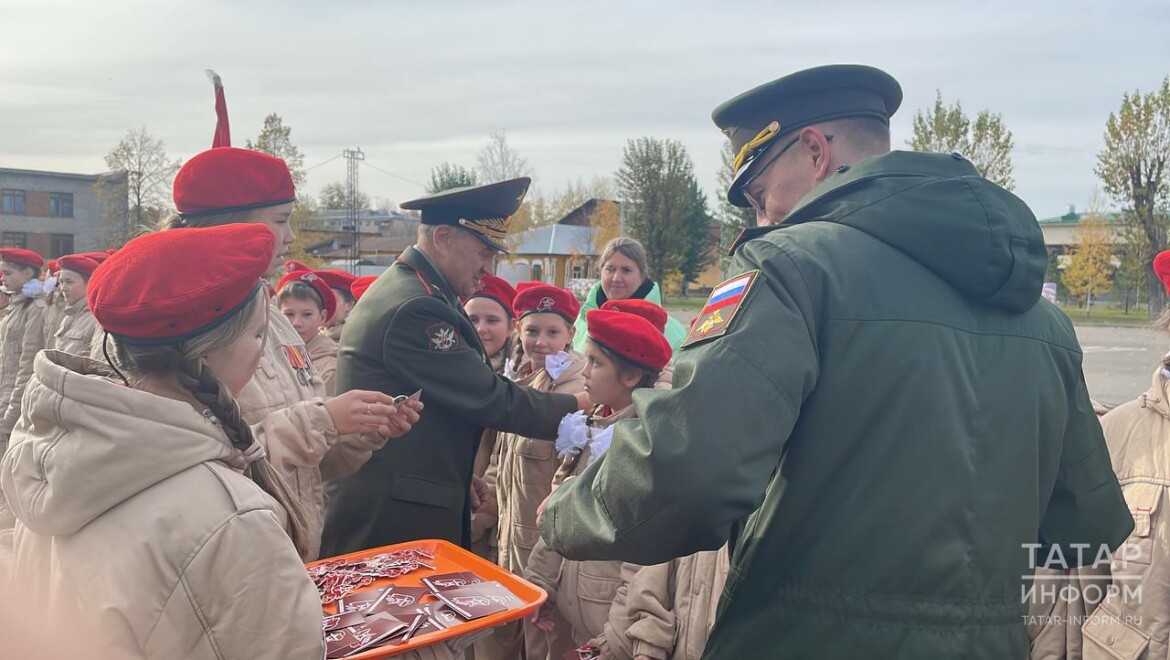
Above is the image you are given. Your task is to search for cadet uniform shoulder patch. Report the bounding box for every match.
[682,270,759,348]
[426,322,458,352]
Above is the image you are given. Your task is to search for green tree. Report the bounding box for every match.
[103,126,181,233]
[318,181,370,210]
[1061,211,1116,312]
[678,178,716,295]
[426,162,479,194]
[1096,76,1170,316]
[908,91,1015,189]
[615,137,696,282]
[715,141,756,269]
[246,114,306,187]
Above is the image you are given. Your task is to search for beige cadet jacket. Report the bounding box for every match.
[41,292,65,349]
[1,351,324,659]
[597,546,730,660]
[1071,366,1170,659]
[51,298,99,357]
[307,331,339,396]
[489,352,587,574]
[525,404,640,646]
[236,302,339,560]
[0,295,45,437]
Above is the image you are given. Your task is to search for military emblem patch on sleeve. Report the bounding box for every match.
[426,322,458,352]
[682,270,760,348]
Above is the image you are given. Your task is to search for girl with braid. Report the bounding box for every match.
[1,225,326,658]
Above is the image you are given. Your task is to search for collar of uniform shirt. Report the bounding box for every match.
[408,247,459,306]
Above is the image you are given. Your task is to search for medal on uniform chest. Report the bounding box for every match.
[283,345,315,387]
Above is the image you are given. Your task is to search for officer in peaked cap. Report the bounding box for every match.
[540,64,1131,659]
[322,177,588,555]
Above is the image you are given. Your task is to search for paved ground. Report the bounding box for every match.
[667,309,1164,406]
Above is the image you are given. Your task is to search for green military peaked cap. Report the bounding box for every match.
[712,64,902,207]
[400,176,531,253]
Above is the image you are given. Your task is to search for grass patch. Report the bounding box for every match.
[1057,304,1152,327]
[662,295,709,311]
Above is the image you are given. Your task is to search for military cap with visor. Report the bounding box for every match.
[712,64,902,207]
[399,177,531,253]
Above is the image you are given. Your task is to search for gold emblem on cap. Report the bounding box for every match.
[732,120,781,173]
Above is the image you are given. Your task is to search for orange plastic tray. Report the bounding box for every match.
[308,539,548,658]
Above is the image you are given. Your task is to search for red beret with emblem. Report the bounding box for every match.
[1155,251,1170,296]
[586,309,671,372]
[515,281,543,293]
[314,269,358,296]
[284,259,310,274]
[57,255,102,277]
[89,224,275,345]
[277,269,338,321]
[513,284,580,323]
[0,248,44,269]
[351,275,378,301]
[467,275,517,317]
[600,299,668,333]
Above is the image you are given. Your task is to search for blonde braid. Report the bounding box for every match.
[175,356,314,559]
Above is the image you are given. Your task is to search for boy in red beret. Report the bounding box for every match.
[278,270,340,396]
[524,309,672,658]
[313,269,358,342]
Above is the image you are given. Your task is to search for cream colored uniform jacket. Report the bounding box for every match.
[40,292,65,350]
[51,299,99,357]
[0,296,45,439]
[306,331,339,397]
[525,404,641,646]
[488,353,586,575]
[1,351,324,660]
[236,302,342,561]
[596,547,730,660]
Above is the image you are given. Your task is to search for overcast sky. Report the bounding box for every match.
[3,0,1167,219]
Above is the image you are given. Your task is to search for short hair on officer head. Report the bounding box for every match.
[819,116,891,157]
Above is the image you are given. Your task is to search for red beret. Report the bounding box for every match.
[513,284,580,323]
[89,224,275,344]
[467,274,517,317]
[46,260,60,275]
[351,275,378,301]
[515,281,543,293]
[600,299,668,333]
[57,255,101,277]
[173,147,296,218]
[78,251,111,265]
[277,270,338,321]
[586,309,671,372]
[0,249,44,269]
[315,269,358,294]
[1156,251,1170,296]
[284,259,310,274]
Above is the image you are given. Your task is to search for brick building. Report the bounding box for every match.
[0,167,128,258]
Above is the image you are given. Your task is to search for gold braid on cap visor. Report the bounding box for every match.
[732,121,781,173]
[458,217,509,243]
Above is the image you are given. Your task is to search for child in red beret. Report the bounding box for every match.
[278,270,340,396]
[1,224,328,659]
[524,308,672,658]
[0,248,46,455]
[479,283,587,658]
[314,269,358,342]
[47,255,102,356]
[461,274,517,568]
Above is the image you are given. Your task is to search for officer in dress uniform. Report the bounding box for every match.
[322,178,587,556]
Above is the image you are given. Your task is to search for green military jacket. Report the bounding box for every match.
[322,247,577,555]
[541,152,1133,659]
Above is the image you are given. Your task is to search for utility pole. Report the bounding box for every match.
[342,148,364,273]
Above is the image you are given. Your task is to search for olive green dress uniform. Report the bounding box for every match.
[541,66,1134,660]
[322,179,578,555]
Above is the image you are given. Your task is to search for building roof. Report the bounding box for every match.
[0,167,126,182]
[510,223,596,256]
[308,235,415,259]
[1036,206,1123,225]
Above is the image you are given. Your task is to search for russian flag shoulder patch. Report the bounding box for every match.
[683,270,760,348]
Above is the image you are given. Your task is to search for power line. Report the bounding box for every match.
[361,161,426,189]
[304,154,341,172]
